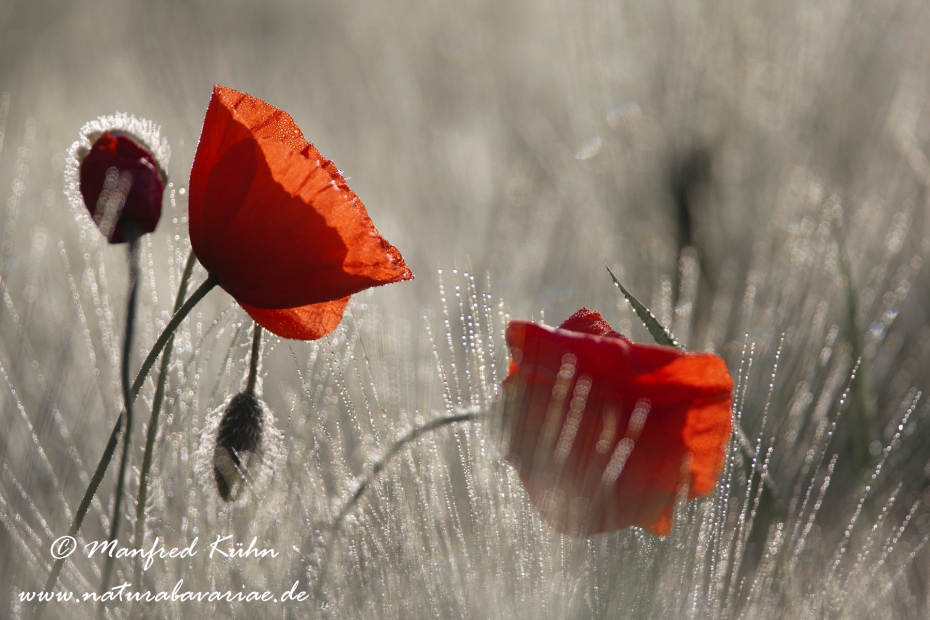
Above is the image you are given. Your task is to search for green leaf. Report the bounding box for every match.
[832,214,877,475]
[605,263,681,349]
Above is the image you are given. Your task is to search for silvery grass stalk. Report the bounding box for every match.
[5,251,930,620]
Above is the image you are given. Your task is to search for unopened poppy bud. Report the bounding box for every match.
[194,391,283,503]
[213,392,263,501]
[79,132,164,242]
[65,114,170,244]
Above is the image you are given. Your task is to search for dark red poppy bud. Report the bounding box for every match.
[65,115,170,244]
[78,132,165,243]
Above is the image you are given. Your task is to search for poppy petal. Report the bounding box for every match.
[557,307,624,339]
[208,85,314,155]
[503,311,732,537]
[240,297,349,341]
[189,85,413,310]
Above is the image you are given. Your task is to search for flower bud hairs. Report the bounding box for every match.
[64,114,170,244]
[211,392,271,501]
[195,323,283,503]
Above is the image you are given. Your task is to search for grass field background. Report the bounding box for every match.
[2,0,930,617]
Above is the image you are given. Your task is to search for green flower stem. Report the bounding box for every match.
[333,410,483,529]
[315,409,484,600]
[37,267,218,616]
[246,323,262,395]
[101,237,142,594]
[37,409,121,618]
[132,251,196,588]
[130,272,220,403]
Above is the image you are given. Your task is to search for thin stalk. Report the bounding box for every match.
[132,251,196,588]
[246,323,262,395]
[37,412,121,616]
[100,237,141,594]
[333,410,483,529]
[130,272,220,402]
[314,409,484,600]
[37,269,219,616]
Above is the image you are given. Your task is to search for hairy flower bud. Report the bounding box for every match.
[65,114,170,244]
[213,392,264,501]
[194,392,283,503]
[80,132,164,242]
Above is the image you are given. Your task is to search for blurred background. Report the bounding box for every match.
[2,0,930,617]
[1,0,929,320]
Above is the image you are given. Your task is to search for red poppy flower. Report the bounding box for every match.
[188,85,413,340]
[502,308,733,537]
[78,132,166,243]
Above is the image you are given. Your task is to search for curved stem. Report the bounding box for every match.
[246,323,262,395]
[314,409,484,600]
[332,410,483,530]
[130,272,219,401]
[100,238,141,594]
[37,268,218,615]
[132,251,196,588]
[37,413,121,618]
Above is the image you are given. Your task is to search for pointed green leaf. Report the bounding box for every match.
[605,263,681,349]
[833,215,877,474]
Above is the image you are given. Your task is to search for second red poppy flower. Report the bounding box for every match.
[503,308,733,537]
